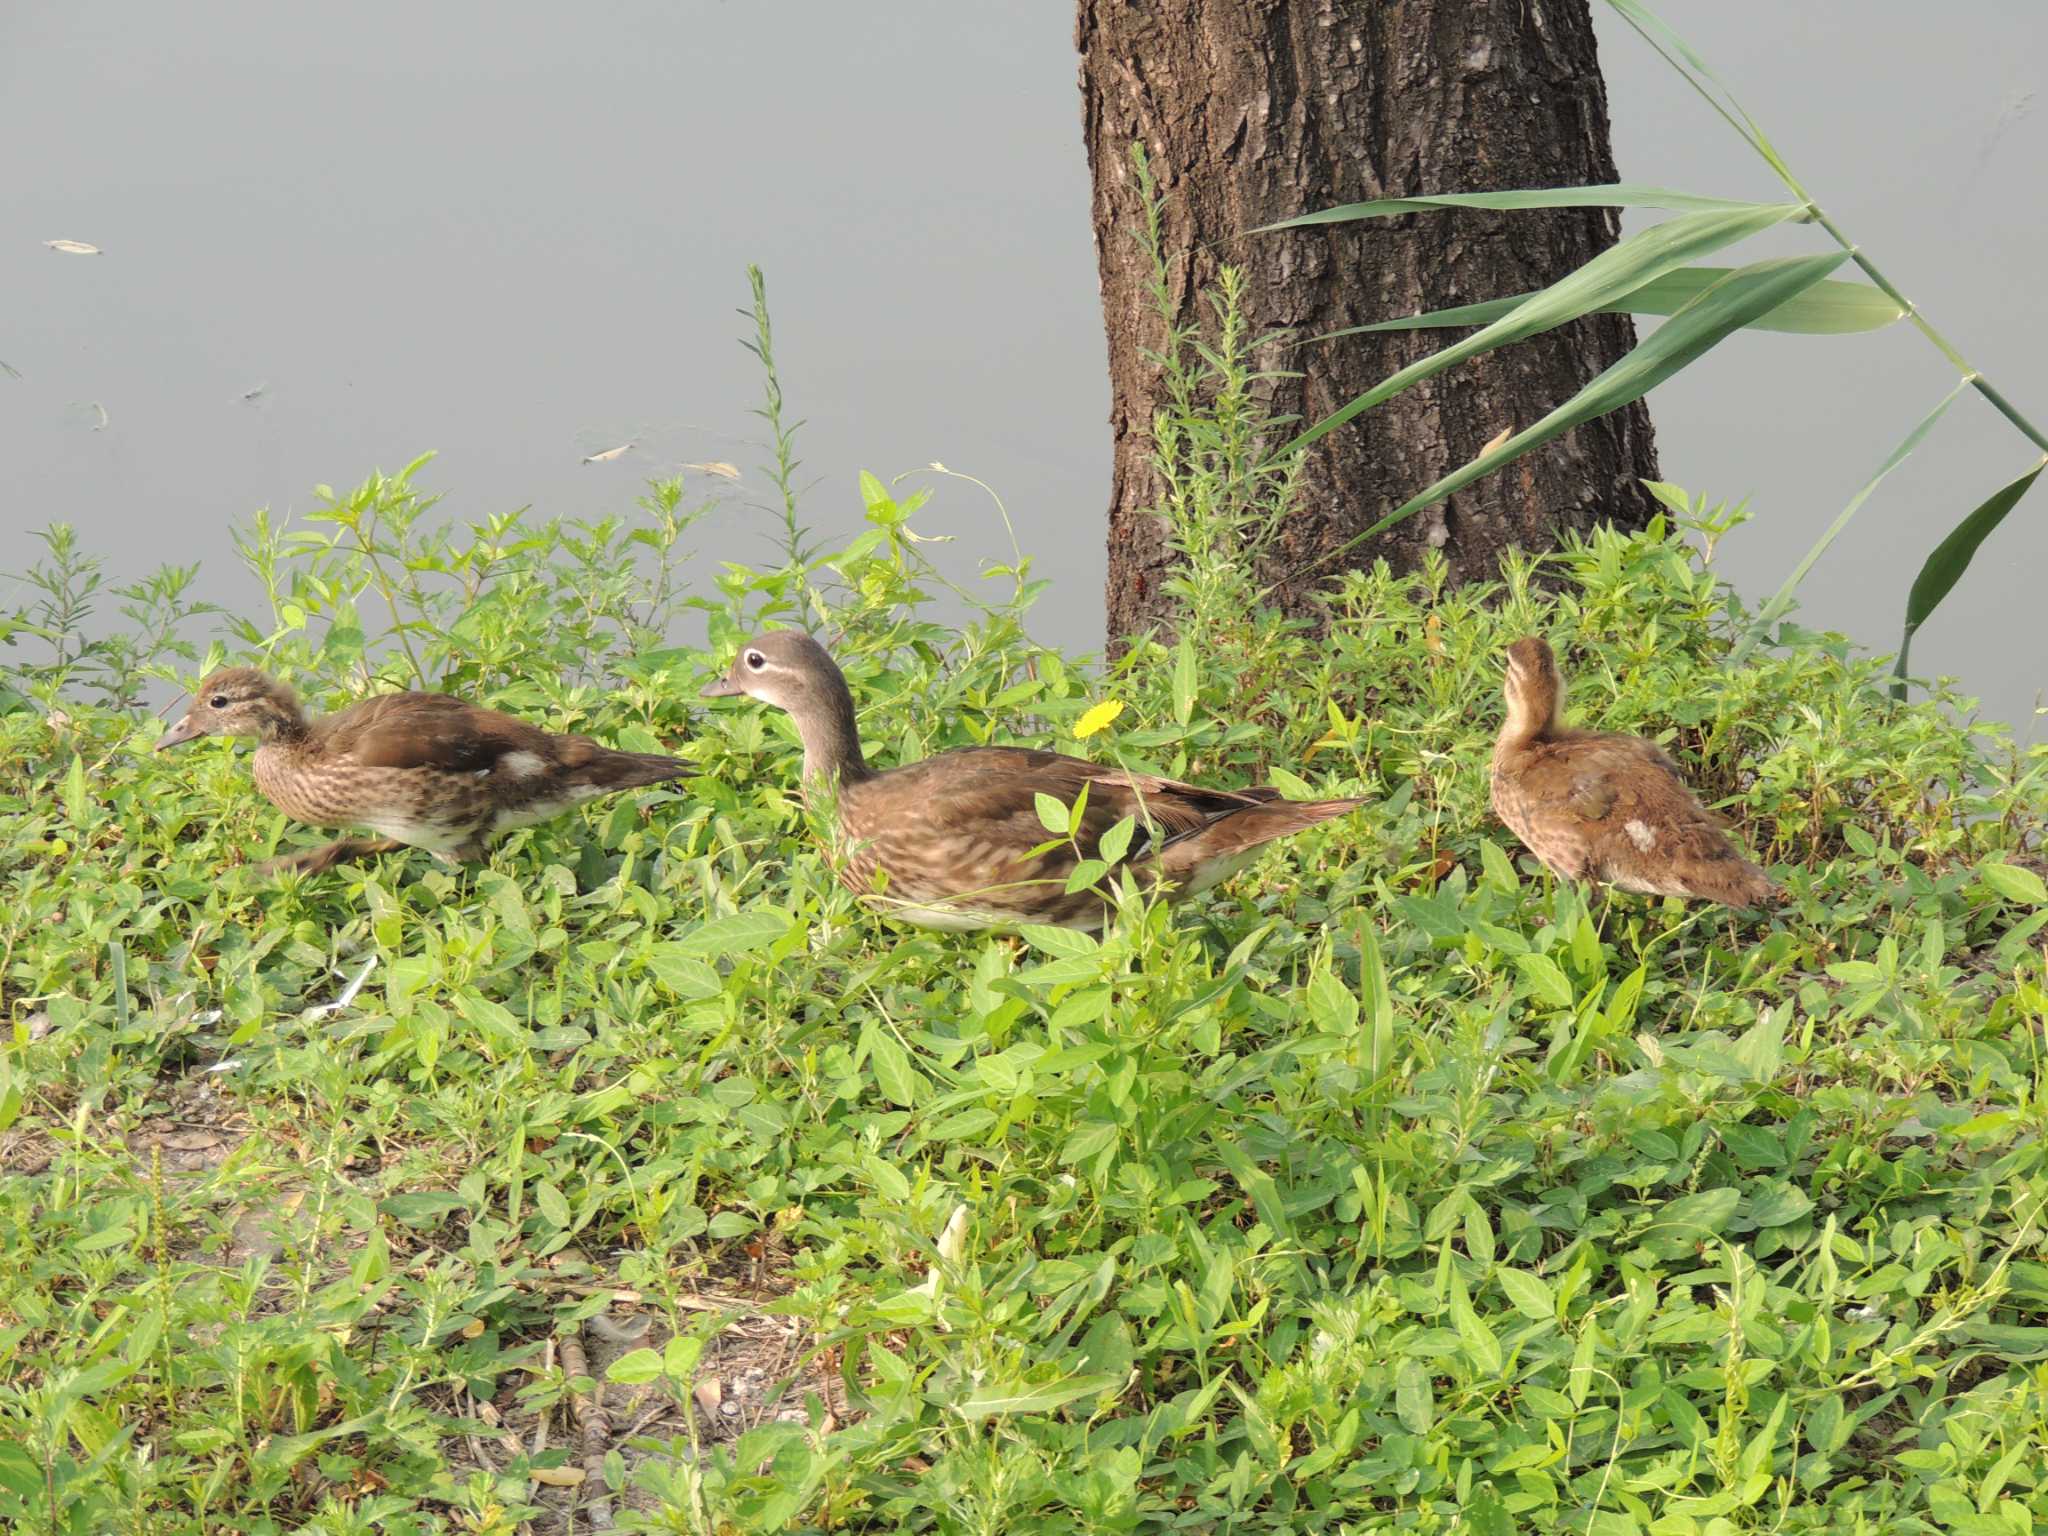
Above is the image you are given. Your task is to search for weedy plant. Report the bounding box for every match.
[4,273,2048,1534]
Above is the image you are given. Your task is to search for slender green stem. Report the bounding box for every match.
[1801,209,2047,453]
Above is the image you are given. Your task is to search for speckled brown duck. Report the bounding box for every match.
[1489,636,1780,908]
[701,630,1366,931]
[156,667,687,875]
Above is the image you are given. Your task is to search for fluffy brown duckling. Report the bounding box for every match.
[701,630,1366,931]
[1489,636,1780,908]
[156,666,687,875]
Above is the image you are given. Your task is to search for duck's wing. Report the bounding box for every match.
[840,748,1359,919]
[1523,734,1776,905]
[905,747,1270,855]
[317,693,560,774]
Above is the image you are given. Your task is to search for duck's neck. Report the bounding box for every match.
[1499,682,1562,750]
[794,685,873,796]
[258,699,311,748]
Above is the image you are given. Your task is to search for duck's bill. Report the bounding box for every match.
[700,677,744,698]
[154,715,202,750]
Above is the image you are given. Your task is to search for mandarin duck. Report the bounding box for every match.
[156,667,687,874]
[1489,636,1779,908]
[701,630,1365,931]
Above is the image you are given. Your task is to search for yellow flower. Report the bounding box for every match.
[1073,698,1124,739]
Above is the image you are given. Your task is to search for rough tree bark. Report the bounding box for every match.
[1077,0,1661,646]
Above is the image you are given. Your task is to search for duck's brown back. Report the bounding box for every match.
[253,691,684,854]
[1491,730,1778,907]
[830,746,1361,929]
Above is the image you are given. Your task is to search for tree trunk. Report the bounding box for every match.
[1078,0,1661,647]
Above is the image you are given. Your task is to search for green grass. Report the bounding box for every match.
[5,457,2048,1533]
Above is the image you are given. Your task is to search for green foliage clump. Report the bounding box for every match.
[3,281,2048,1535]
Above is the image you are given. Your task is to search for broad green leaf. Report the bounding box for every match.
[664,1332,705,1379]
[1731,379,1970,664]
[1644,1187,1741,1250]
[1744,1182,1814,1228]
[1034,791,1070,834]
[1395,1358,1434,1434]
[1278,203,1802,456]
[1448,1272,1503,1376]
[606,1348,665,1385]
[1498,1267,1555,1322]
[1515,954,1576,1010]
[861,1022,925,1107]
[663,908,795,958]
[1981,862,2048,907]
[1360,923,1394,1085]
[1020,924,1098,959]
[534,1181,572,1228]
[64,752,89,829]
[1172,637,1198,724]
[1569,1318,1600,1406]
[1893,463,2045,697]
[949,1373,1121,1420]
[1321,267,1903,339]
[1252,183,1773,233]
[1274,251,1849,583]
[1099,814,1136,866]
[1305,966,1359,1033]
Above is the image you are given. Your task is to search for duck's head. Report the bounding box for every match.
[702,630,868,784]
[701,630,846,717]
[155,667,305,749]
[1501,635,1564,736]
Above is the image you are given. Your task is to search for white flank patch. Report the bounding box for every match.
[361,814,466,853]
[1181,847,1260,897]
[492,799,575,834]
[889,902,1009,934]
[1623,819,1658,852]
[498,750,547,779]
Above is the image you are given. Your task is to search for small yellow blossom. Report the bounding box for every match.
[1073,698,1125,739]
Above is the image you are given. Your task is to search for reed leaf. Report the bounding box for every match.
[1728,379,1971,667]
[1253,184,1778,233]
[1891,461,2045,698]
[1318,267,1903,340]
[1272,204,1802,458]
[1269,251,1849,592]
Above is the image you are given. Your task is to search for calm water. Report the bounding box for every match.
[4,0,2043,729]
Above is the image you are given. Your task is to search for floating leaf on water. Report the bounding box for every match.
[241,383,267,401]
[582,442,633,464]
[683,460,741,479]
[89,402,108,431]
[0,359,20,381]
[45,239,102,255]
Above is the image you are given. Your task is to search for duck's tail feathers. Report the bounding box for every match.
[596,749,691,790]
[1167,795,1367,870]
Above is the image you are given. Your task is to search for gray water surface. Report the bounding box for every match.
[5,1,2043,729]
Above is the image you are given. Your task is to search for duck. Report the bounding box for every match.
[700,630,1366,931]
[1488,635,1780,908]
[155,666,688,875]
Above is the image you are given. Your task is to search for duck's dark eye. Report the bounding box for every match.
[209,695,229,709]
[745,651,766,671]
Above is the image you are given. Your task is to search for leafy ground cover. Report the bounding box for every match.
[4,451,2048,1534]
